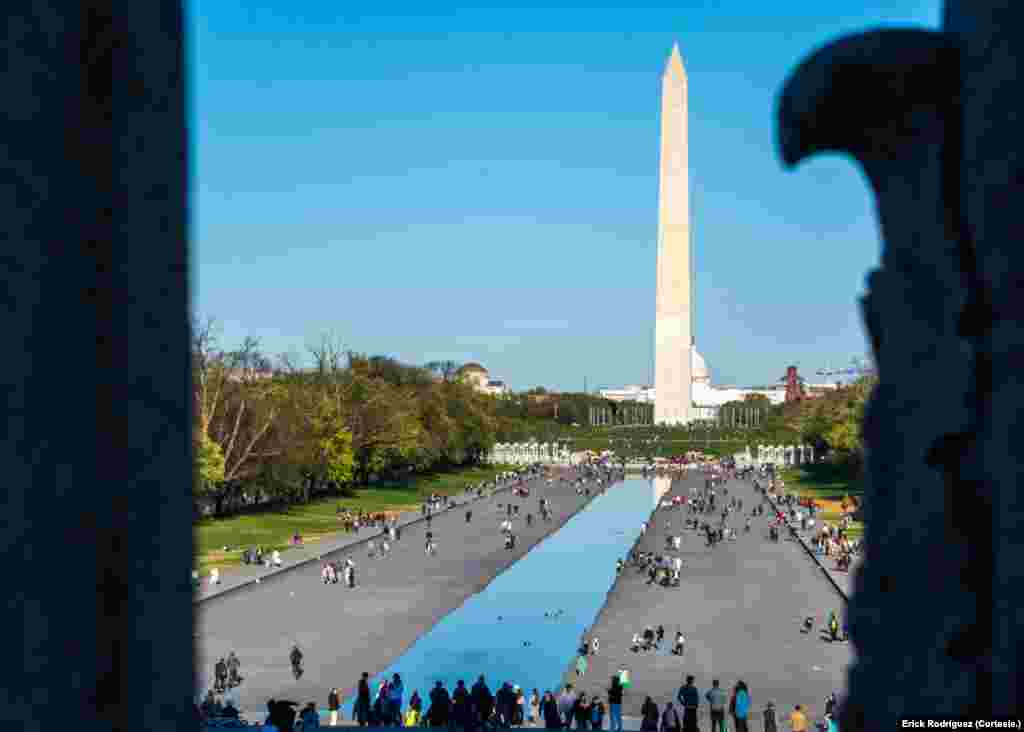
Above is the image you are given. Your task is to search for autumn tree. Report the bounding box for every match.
[192,317,284,495]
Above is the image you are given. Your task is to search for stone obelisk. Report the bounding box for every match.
[654,43,693,425]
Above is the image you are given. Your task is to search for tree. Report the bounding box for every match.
[345,369,423,484]
[194,432,225,496]
[425,360,461,384]
[192,317,285,485]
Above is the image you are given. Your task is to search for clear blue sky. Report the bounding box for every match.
[189,0,940,392]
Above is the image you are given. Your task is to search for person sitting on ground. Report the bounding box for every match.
[643,627,656,650]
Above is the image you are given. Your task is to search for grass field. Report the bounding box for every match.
[779,461,865,537]
[194,464,514,572]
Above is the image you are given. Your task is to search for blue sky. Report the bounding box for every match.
[189,0,940,391]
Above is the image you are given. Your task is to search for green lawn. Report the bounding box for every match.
[194,464,514,572]
[779,461,864,502]
[778,461,865,535]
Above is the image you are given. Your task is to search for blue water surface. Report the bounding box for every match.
[344,478,664,716]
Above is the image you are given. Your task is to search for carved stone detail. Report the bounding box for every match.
[779,27,984,726]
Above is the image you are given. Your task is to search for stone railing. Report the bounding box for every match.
[487,442,576,465]
[754,444,814,467]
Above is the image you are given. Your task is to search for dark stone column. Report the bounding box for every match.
[777,21,982,730]
[3,3,192,730]
[942,2,1024,717]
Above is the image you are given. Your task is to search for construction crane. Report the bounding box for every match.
[815,355,876,380]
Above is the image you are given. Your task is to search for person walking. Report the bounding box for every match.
[607,677,624,732]
[672,632,685,657]
[763,702,778,732]
[576,654,588,678]
[214,657,227,693]
[676,676,699,732]
[355,672,371,727]
[730,681,750,732]
[327,688,341,727]
[705,680,727,732]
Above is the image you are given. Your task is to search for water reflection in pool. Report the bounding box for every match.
[344,478,660,714]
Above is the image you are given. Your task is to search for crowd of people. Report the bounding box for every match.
[198,669,842,732]
[197,459,849,732]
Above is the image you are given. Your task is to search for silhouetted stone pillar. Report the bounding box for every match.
[942,2,1024,717]
[4,4,192,731]
[779,1,1022,724]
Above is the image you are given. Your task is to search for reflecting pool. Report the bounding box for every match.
[344,477,660,715]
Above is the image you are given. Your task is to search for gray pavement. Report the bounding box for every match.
[197,469,615,716]
[559,471,852,724]
[763,490,863,600]
[195,482,519,603]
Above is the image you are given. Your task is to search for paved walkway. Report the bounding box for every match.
[197,469,616,716]
[195,481,521,603]
[762,489,863,600]
[558,472,852,722]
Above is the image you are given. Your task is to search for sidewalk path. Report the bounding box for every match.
[762,489,862,600]
[195,480,520,603]
[197,468,616,715]
[559,472,851,721]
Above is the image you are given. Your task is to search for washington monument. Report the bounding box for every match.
[654,43,693,425]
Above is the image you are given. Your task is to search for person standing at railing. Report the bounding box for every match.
[327,688,341,727]
[675,675,699,732]
[705,680,727,732]
[788,704,808,732]
[730,681,750,732]
[763,702,778,732]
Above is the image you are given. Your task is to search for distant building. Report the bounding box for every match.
[601,349,804,419]
[456,362,510,396]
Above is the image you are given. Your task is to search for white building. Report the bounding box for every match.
[456,363,511,396]
[601,349,793,419]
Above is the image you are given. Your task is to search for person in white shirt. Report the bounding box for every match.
[272,550,282,567]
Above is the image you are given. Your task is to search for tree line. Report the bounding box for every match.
[191,319,550,515]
